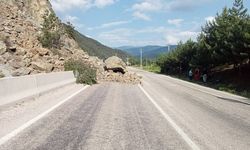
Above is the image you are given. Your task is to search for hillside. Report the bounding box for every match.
[72,29,129,61]
[0,0,103,79]
[118,45,177,59]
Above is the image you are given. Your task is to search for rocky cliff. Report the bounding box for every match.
[0,0,103,77]
[0,0,141,84]
[1,0,53,25]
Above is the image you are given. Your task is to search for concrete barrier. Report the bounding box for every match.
[0,71,76,106]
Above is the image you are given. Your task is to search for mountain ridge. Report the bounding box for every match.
[72,29,129,61]
[117,45,177,59]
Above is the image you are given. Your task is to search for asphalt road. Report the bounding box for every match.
[1,68,250,150]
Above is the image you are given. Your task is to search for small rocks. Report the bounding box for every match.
[0,27,4,32]
[0,41,7,55]
[103,71,141,84]
[59,57,64,61]
[16,47,26,55]
[8,46,16,52]
[0,56,6,64]
[2,52,12,61]
[15,25,23,33]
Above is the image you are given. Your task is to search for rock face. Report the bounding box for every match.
[0,1,94,77]
[1,0,53,26]
[0,0,141,84]
[104,56,127,74]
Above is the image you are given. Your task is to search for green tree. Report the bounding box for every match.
[175,39,197,72]
[64,22,75,39]
[38,13,62,48]
[64,60,97,85]
[190,33,213,69]
[202,0,250,67]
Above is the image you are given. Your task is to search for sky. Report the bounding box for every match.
[50,0,250,47]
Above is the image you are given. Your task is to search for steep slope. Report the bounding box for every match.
[72,30,129,61]
[0,0,103,78]
[0,0,141,84]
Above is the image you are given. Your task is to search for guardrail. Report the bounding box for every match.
[0,71,76,106]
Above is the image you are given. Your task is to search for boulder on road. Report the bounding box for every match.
[104,56,127,74]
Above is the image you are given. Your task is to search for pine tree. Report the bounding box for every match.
[202,0,250,66]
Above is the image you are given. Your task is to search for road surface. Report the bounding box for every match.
[0,68,249,150]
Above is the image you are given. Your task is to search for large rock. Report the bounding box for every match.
[0,41,7,55]
[37,48,49,56]
[11,67,31,76]
[104,56,127,74]
[9,58,25,69]
[31,61,53,72]
[0,70,4,78]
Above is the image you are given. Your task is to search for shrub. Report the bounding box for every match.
[64,22,75,39]
[64,60,97,85]
[38,31,61,48]
[38,13,62,49]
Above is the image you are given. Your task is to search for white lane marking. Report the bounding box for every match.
[138,84,200,150]
[142,80,151,86]
[0,85,90,146]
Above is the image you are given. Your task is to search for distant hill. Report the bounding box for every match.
[72,30,130,61]
[117,45,177,59]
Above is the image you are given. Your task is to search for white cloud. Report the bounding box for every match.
[166,0,213,11]
[51,0,118,12]
[205,16,215,22]
[63,15,84,28]
[168,19,184,27]
[94,0,117,8]
[130,0,214,20]
[51,0,92,12]
[133,12,151,21]
[101,21,129,28]
[64,15,79,22]
[164,30,198,45]
[88,20,130,30]
[131,0,162,21]
[97,26,200,46]
[132,0,162,12]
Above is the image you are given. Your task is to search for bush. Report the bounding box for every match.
[64,22,75,39]
[38,31,61,48]
[38,13,62,49]
[64,60,97,85]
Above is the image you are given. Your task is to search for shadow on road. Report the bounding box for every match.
[216,96,250,106]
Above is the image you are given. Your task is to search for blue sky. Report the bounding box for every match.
[51,0,250,47]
